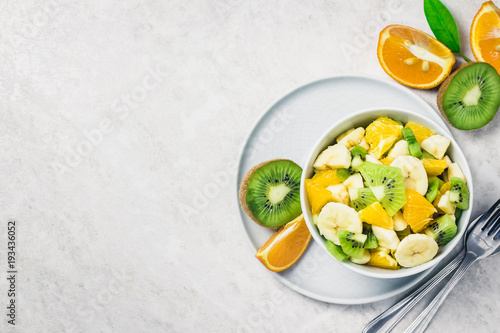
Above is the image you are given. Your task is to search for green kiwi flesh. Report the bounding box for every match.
[438,62,500,130]
[401,127,422,158]
[241,159,302,228]
[349,187,377,211]
[338,230,366,260]
[426,178,440,202]
[396,226,411,240]
[359,163,407,216]
[363,223,379,249]
[424,215,457,246]
[325,239,348,262]
[449,177,470,210]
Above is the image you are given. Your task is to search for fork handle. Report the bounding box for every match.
[361,250,466,333]
[404,253,477,333]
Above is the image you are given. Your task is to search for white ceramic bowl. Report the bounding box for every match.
[300,107,473,279]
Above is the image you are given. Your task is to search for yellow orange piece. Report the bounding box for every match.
[359,202,393,229]
[311,170,344,187]
[365,117,403,159]
[377,25,455,89]
[403,189,437,232]
[380,157,394,166]
[367,250,400,270]
[433,182,451,211]
[305,179,331,214]
[422,159,447,176]
[255,214,312,272]
[405,122,435,145]
[471,1,500,73]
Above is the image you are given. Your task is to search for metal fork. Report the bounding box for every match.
[362,198,500,333]
[405,204,500,333]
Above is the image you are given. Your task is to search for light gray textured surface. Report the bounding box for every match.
[0,0,498,332]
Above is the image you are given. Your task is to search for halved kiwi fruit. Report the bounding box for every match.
[239,159,302,228]
[359,163,407,216]
[437,62,500,130]
[424,215,457,246]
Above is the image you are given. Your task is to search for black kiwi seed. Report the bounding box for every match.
[438,62,500,130]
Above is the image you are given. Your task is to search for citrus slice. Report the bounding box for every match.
[365,117,403,159]
[421,159,447,176]
[359,202,393,229]
[311,169,344,187]
[404,122,435,145]
[305,179,332,214]
[403,189,437,232]
[471,1,500,73]
[255,214,312,272]
[378,25,456,89]
[367,249,400,270]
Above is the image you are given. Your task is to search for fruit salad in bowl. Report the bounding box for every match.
[300,108,473,279]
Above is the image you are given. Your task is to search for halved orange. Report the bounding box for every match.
[403,189,437,232]
[471,1,500,73]
[378,25,455,89]
[255,214,312,272]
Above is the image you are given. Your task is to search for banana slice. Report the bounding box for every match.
[372,226,400,250]
[366,153,382,165]
[387,140,410,159]
[390,156,428,196]
[317,202,362,245]
[392,210,408,231]
[313,144,351,170]
[339,127,365,149]
[421,135,450,160]
[349,249,371,264]
[447,162,466,184]
[326,184,350,205]
[394,234,438,267]
[343,173,364,190]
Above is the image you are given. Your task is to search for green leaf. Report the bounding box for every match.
[424,0,461,53]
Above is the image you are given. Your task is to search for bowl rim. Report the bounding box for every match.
[300,107,473,279]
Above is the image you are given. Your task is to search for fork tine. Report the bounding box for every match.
[478,198,500,231]
[486,209,500,236]
[482,206,500,233]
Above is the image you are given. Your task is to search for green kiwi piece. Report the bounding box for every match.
[351,145,367,158]
[337,168,354,181]
[426,178,440,203]
[401,127,422,158]
[338,230,367,260]
[437,62,500,130]
[362,223,378,249]
[454,208,462,221]
[428,176,445,189]
[393,119,403,126]
[419,151,437,160]
[325,239,348,262]
[449,177,469,210]
[359,163,407,216]
[396,226,412,240]
[239,159,302,228]
[424,215,457,246]
[349,187,377,211]
[351,156,364,171]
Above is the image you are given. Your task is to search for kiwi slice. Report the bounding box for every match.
[349,187,377,211]
[363,223,378,249]
[401,127,422,158]
[449,177,470,210]
[338,230,367,260]
[337,168,354,181]
[239,159,302,228]
[419,151,436,160]
[426,178,440,203]
[438,62,500,130]
[359,163,407,216]
[424,215,457,246]
[351,145,367,158]
[454,208,463,221]
[325,239,348,262]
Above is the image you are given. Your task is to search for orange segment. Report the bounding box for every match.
[305,179,331,214]
[403,189,437,232]
[367,250,400,270]
[471,1,500,73]
[421,159,447,176]
[405,122,435,145]
[380,157,394,166]
[365,117,403,159]
[377,25,455,89]
[255,214,312,272]
[311,170,344,187]
[359,202,393,229]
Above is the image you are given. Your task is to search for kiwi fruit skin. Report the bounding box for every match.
[401,127,422,158]
[239,159,301,228]
[437,62,500,130]
[426,178,440,203]
[338,230,366,260]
